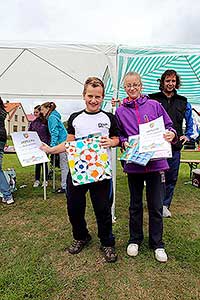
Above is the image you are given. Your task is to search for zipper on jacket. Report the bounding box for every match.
[135,101,141,125]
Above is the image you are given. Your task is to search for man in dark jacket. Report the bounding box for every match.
[150,69,194,217]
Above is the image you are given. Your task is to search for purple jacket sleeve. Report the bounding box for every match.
[115,109,128,145]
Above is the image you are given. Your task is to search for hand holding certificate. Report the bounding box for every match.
[11,131,49,167]
[139,116,172,159]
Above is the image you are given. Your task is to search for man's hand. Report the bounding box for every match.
[111,98,121,107]
[179,135,189,145]
[100,136,119,148]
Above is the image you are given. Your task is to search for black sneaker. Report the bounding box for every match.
[100,246,118,263]
[56,187,66,194]
[68,235,92,254]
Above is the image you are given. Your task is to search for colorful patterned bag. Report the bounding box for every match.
[65,135,112,185]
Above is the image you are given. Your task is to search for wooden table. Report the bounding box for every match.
[180,159,200,178]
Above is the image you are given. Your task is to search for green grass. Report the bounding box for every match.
[0,151,200,300]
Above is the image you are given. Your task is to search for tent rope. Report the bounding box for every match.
[185,56,200,83]
[27,49,83,86]
[0,49,26,79]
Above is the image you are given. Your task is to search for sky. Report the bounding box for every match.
[0,0,200,118]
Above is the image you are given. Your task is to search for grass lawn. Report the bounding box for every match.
[0,151,200,300]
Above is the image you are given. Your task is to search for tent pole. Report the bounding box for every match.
[43,162,47,200]
[111,45,120,223]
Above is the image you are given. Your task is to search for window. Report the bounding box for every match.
[15,115,18,122]
[22,116,25,122]
[22,126,26,131]
[13,125,18,132]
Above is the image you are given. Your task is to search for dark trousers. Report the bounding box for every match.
[127,172,164,250]
[35,163,48,181]
[164,150,181,208]
[66,173,115,247]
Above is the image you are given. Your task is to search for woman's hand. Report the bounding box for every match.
[40,143,52,154]
[163,130,175,143]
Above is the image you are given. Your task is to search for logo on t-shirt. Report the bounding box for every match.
[98,122,109,129]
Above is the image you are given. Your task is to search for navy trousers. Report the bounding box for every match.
[127,172,164,249]
[66,173,115,247]
[164,150,181,208]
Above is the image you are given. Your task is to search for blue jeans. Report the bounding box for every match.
[163,150,181,208]
[0,141,12,200]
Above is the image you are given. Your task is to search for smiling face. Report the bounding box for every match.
[40,105,49,117]
[84,85,104,113]
[124,74,142,100]
[163,75,177,96]
[34,109,40,118]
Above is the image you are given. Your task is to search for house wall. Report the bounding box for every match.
[5,106,29,135]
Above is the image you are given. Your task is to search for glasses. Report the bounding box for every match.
[124,83,141,89]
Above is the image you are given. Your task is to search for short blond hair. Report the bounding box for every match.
[83,77,105,97]
[123,72,142,85]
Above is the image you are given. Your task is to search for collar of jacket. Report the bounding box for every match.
[161,89,177,99]
[122,95,149,108]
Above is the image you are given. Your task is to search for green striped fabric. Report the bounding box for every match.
[116,46,200,105]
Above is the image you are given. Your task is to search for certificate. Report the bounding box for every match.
[139,116,172,158]
[11,131,49,167]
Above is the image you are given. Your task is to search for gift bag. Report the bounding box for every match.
[65,135,112,185]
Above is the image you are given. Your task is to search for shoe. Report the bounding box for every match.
[163,206,172,218]
[68,235,92,254]
[42,181,48,187]
[33,180,40,188]
[127,243,139,257]
[100,246,118,263]
[56,187,66,193]
[6,197,15,205]
[1,197,7,203]
[155,248,168,262]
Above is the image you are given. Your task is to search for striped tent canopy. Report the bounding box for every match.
[117,45,200,105]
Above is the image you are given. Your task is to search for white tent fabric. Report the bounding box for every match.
[0,42,117,99]
[0,41,118,220]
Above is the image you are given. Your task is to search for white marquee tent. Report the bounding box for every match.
[0,42,117,101]
[1,42,199,218]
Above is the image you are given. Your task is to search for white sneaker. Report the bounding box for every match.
[1,197,7,203]
[6,197,15,205]
[33,180,40,188]
[127,243,139,257]
[42,181,48,187]
[155,248,168,262]
[163,205,172,218]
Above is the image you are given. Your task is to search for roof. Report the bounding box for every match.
[4,102,21,113]
[4,102,28,121]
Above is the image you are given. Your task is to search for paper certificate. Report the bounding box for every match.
[139,116,172,158]
[11,131,49,167]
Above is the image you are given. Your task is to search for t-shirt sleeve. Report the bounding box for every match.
[107,113,119,137]
[67,113,76,135]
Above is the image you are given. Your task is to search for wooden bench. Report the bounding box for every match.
[180,159,200,178]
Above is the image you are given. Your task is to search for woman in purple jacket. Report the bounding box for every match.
[29,105,50,187]
[115,72,176,263]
